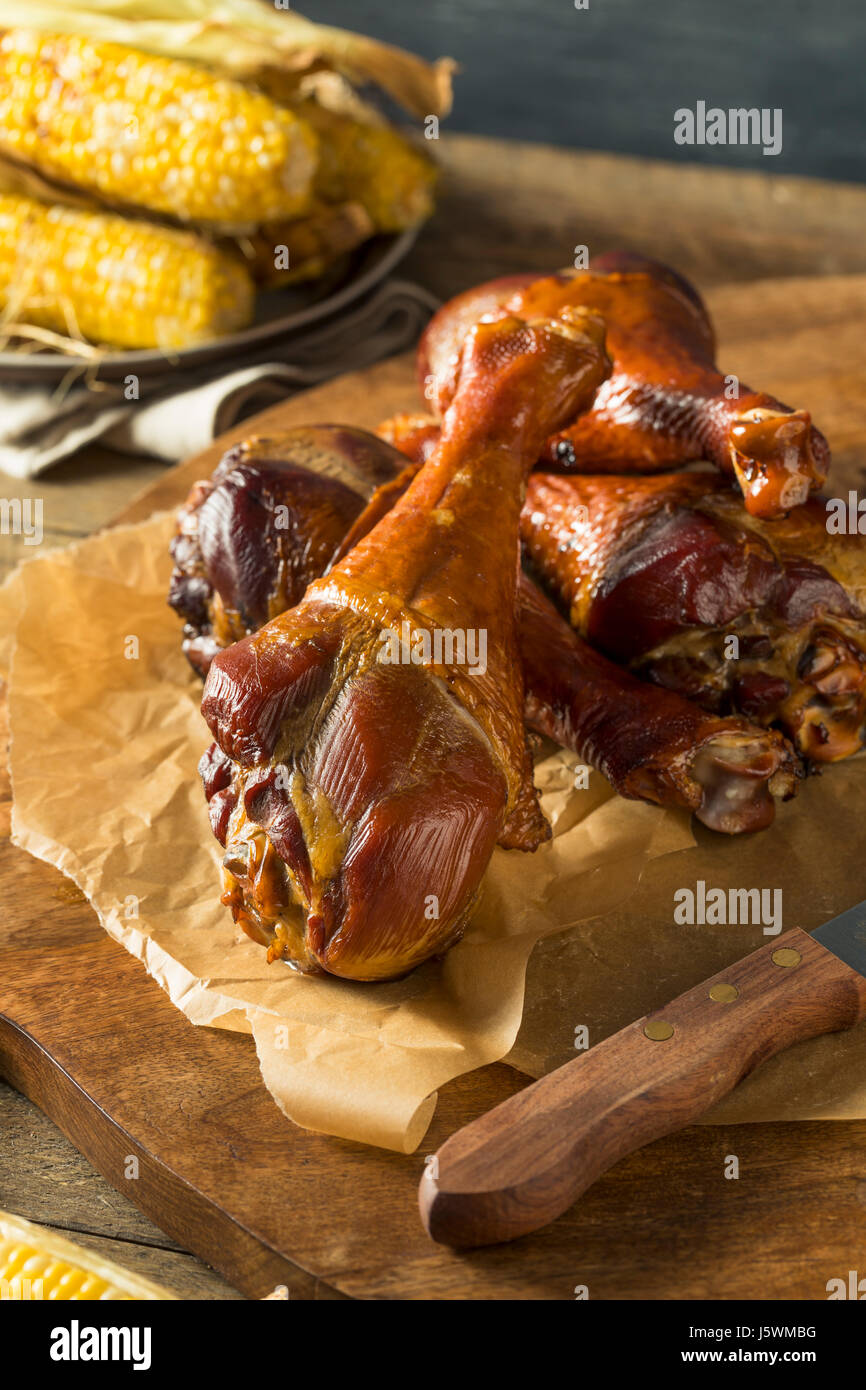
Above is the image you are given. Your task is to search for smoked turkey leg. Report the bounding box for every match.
[417,252,829,519]
[200,306,610,979]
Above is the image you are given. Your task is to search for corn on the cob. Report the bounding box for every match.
[0,30,319,228]
[0,1209,174,1300]
[0,193,255,350]
[302,104,436,234]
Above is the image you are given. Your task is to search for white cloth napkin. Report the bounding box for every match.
[0,279,437,479]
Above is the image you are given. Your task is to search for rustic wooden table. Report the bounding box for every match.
[2,134,866,1300]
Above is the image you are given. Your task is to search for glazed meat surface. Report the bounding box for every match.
[520,471,866,763]
[418,251,829,519]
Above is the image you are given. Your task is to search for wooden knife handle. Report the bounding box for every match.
[419,927,866,1248]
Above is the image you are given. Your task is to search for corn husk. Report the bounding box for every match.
[0,0,455,118]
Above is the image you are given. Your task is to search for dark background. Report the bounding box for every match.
[309,0,865,182]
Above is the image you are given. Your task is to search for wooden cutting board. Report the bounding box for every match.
[3,272,866,1301]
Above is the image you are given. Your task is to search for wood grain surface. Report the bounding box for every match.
[402,136,866,298]
[0,1081,243,1299]
[2,139,866,1299]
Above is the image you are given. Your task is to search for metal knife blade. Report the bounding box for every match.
[813,898,866,980]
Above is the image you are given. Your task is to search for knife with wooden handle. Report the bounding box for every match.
[419,905,866,1248]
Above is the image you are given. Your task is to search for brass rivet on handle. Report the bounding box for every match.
[709,983,739,1003]
[644,1020,674,1041]
[772,947,802,968]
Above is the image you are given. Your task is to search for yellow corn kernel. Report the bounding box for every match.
[0,194,255,350]
[0,1210,174,1300]
[0,30,318,228]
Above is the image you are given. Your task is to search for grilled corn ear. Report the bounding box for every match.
[305,104,436,233]
[0,194,255,349]
[0,29,319,228]
[0,1209,174,1300]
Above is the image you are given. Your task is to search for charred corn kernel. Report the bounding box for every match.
[303,105,435,233]
[0,30,318,227]
[0,1209,174,1300]
[0,194,255,350]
